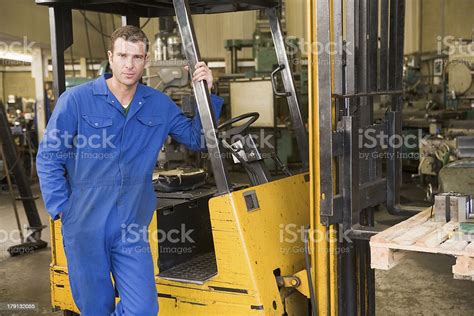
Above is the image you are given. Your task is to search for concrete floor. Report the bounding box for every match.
[0,179,473,315]
[0,184,61,316]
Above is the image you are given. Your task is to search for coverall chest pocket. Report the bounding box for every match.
[80,115,114,151]
[135,115,164,152]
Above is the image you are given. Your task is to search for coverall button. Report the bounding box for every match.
[95,123,99,126]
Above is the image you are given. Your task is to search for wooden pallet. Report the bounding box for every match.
[370,209,474,281]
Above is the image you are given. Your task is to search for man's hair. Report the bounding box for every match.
[108,25,149,53]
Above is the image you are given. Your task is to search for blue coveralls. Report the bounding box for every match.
[36,74,223,315]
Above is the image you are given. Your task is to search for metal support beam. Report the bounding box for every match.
[173,0,232,194]
[346,0,357,116]
[122,14,140,27]
[333,0,343,97]
[386,0,406,214]
[266,7,309,170]
[48,5,73,99]
[316,0,334,223]
[340,116,360,228]
[368,0,378,93]
[358,0,374,186]
[79,57,87,77]
[386,111,402,212]
[31,47,47,142]
[379,0,389,91]
[394,0,406,113]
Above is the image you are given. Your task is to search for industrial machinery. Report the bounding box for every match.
[446,41,474,103]
[372,40,474,202]
[418,132,474,200]
[145,17,190,103]
[409,43,474,198]
[219,4,308,170]
[0,101,47,256]
[144,16,199,169]
[223,3,295,76]
[437,136,474,198]
[1,100,38,179]
[38,0,409,315]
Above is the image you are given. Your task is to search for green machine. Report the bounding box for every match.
[221,8,308,171]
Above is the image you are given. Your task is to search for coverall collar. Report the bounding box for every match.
[92,74,153,120]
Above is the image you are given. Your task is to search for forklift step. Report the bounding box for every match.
[158,252,217,285]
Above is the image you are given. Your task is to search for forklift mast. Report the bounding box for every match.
[308,0,407,314]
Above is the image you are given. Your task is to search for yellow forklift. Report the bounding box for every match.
[38,0,408,315]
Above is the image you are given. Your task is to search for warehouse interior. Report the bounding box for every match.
[0,0,474,315]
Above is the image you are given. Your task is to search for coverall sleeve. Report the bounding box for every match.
[36,91,78,220]
[168,94,224,152]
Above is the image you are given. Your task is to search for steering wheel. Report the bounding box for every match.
[218,112,259,137]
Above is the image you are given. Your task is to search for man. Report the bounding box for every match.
[36,25,223,315]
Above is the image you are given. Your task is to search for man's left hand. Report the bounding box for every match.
[185,61,214,90]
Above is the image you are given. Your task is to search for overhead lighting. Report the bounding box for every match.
[0,51,32,63]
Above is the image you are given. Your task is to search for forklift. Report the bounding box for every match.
[38,0,407,315]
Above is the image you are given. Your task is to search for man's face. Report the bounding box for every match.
[108,37,148,87]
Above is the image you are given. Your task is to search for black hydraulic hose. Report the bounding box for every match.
[79,11,111,38]
[304,225,317,316]
[141,17,152,29]
[221,140,261,185]
[344,240,357,315]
